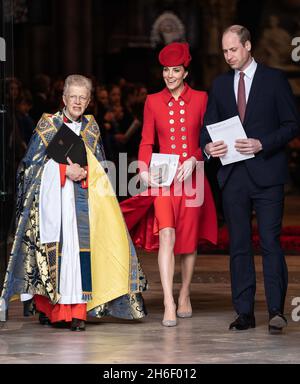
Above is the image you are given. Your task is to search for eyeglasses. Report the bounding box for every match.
[67,95,89,103]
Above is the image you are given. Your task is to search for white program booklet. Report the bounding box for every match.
[206,115,255,165]
[150,153,180,187]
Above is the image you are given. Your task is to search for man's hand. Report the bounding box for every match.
[140,171,161,187]
[235,138,262,155]
[177,156,197,182]
[205,141,228,157]
[66,157,87,182]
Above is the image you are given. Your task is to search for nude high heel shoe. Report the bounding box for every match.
[162,303,177,327]
[162,319,177,327]
[176,311,192,318]
[177,297,192,318]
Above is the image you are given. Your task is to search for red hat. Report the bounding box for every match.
[158,42,191,68]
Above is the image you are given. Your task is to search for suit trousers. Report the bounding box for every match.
[222,161,288,316]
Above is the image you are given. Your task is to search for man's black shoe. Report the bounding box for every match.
[52,321,70,329]
[70,318,86,331]
[38,312,52,326]
[229,314,256,330]
[23,298,34,317]
[268,313,287,334]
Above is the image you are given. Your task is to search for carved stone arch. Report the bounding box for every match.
[150,11,186,47]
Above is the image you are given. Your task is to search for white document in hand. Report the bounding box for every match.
[150,153,180,187]
[206,115,254,165]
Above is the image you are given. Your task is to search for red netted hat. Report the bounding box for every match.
[158,42,192,68]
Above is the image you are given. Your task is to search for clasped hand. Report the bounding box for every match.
[140,170,161,187]
[66,157,87,182]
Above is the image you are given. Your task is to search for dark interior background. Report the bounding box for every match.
[1,0,300,284]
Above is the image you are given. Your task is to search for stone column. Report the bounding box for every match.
[54,0,93,76]
[201,0,238,89]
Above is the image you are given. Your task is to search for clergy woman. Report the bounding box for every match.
[0,75,147,331]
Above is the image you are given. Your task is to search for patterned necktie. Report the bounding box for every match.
[237,72,246,123]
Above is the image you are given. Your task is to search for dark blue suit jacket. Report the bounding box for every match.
[201,63,300,188]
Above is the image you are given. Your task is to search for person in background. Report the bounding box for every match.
[30,74,51,124]
[15,89,35,145]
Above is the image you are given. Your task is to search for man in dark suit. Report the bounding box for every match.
[201,25,300,334]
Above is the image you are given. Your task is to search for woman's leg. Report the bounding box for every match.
[178,251,197,316]
[158,227,176,323]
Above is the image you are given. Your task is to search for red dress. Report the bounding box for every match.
[121,84,218,254]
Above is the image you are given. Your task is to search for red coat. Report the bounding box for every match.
[121,84,218,253]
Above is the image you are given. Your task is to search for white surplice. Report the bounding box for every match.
[39,120,86,304]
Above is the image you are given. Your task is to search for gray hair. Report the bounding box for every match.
[63,74,93,95]
[223,25,251,46]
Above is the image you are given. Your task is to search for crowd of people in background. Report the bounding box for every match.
[4,73,300,200]
[5,74,148,170]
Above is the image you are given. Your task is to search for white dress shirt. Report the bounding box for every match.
[65,120,82,136]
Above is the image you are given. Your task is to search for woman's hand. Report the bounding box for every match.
[140,170,161,187]
[176,156,197,182]
[66,157,87,182]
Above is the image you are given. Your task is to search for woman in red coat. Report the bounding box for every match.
[121,42,218,326]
